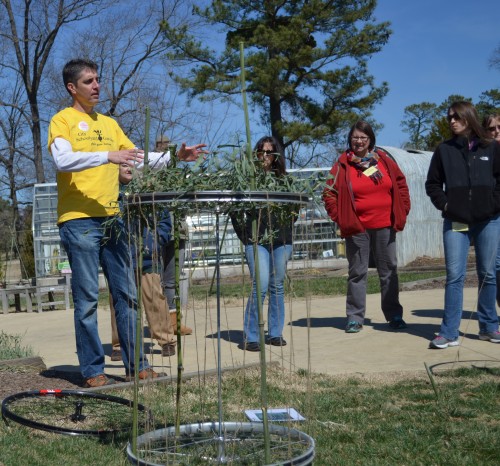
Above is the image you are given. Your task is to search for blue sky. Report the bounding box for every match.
[369,0,499,147]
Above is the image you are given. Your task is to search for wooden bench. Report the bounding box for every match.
[35,274,71,313]
[1,274,71,314]
[0,285,35,314]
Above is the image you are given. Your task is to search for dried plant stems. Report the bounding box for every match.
[240,41,271,463]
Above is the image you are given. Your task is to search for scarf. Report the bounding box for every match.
[346,150,383,184]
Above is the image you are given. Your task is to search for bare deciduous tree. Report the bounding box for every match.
[489,43,500,71]
[0,0,242,218]
[0,0,110,183]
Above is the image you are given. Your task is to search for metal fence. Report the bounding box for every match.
[32,180,342,278]
[32,147,443,279]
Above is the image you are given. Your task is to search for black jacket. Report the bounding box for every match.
[425,136,500,223]
[230,207,294,247]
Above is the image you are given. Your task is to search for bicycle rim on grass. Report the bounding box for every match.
[1,389,151,437]
[127,421,315,465]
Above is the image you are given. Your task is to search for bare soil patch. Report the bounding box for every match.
[0,367,83,401]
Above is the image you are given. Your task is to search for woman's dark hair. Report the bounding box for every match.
[62,58,98,95]
[482,113,500,130]
[347,120,376,151]
[448,101,488,143]
[253,136,287,177]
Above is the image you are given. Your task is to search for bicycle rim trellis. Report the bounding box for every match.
[123,190,314,465]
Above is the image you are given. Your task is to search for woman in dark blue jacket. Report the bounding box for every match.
[230,136,294,352]
[425,101,500,349]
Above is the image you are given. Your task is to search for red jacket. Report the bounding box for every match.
[322,149,411,238]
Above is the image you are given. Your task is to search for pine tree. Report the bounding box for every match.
[162,0,391,150]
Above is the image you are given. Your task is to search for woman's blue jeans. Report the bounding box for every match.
[441,216,500,340]
[59,217,149,379]
[496,233,500,305]
[244,243,292,343]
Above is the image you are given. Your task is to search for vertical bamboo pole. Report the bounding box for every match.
[173,214,184,436]
[132,218,143,453]
[240,41,270,463]
[132,107,151,452]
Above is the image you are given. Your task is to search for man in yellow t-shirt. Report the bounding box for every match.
[48,58,207,388]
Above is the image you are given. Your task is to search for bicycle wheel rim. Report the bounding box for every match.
[127,421,315,465]
[1,389,151,437]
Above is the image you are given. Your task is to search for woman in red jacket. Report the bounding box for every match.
[323,121,411,333]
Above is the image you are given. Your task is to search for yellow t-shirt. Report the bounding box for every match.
[48,107,134,224]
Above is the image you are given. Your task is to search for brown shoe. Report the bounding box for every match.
[84,374,116,388]
[110,349,122,361]
[126,367,161,382]
[162,344,176,357]
[173,324,192,336]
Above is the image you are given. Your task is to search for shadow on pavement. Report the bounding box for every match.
[290,316,371,330]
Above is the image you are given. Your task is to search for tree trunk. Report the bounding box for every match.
[269,95,284,150]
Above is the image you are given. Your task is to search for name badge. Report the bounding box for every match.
[363,166,378,177]
[452,222,468,232]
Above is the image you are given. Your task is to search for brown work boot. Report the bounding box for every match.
[110,349,122,361]
[126,367,161,382]
[84,374,116,388]
[174,324,192,336]
[161,344,176,357]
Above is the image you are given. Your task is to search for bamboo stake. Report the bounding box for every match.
[240,41,271,463]
[132,107,150,452]
[131,216,143,453]
[174,214,184,436]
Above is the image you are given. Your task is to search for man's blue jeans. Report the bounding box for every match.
[59,217,149,379]
[243,243,292,343]
[441,216,500,340]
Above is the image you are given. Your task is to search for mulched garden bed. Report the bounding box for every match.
[0,367,84,401]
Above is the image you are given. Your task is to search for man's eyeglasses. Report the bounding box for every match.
[351,136,369,142]
[447,113,461,122]
[487,125,500,132]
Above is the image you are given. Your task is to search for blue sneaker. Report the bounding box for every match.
[429,335,459,349]
[345,321,362,333]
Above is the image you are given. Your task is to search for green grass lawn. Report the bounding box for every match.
[189,270,446,300]
[1,365,498,465]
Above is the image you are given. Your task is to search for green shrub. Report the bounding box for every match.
[0,331,34,360]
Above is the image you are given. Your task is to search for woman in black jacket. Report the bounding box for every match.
[482,113,500,307]
[426,101,500,349]
[230,136,293,352]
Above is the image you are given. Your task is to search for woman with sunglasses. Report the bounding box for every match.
[483,113,500,144]
[230,136,294,352]
[323,121,411,333]
[482,113,500,307]
[426,102,500,349]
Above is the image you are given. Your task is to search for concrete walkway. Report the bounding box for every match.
[1,287,499,380]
